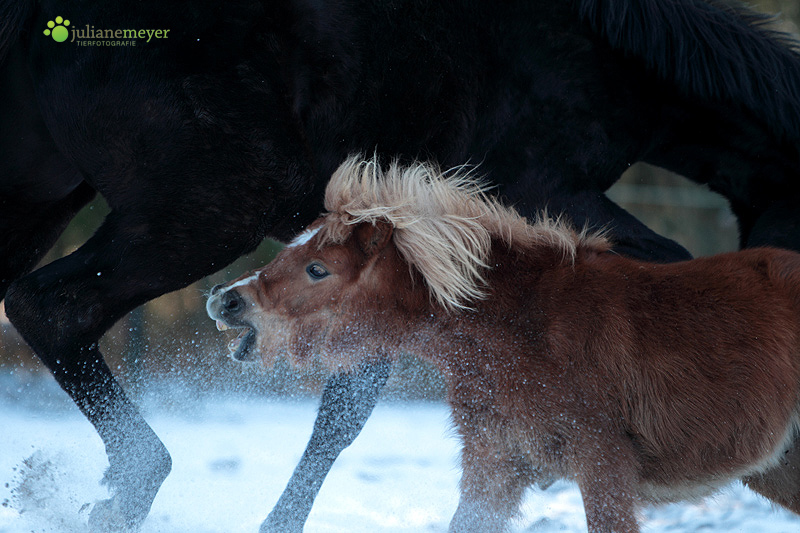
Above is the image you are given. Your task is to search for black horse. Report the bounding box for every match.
[3,0,800,531]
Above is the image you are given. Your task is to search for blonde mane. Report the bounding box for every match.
[320,155,610,310]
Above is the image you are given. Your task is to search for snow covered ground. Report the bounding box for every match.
[2,378,800,533]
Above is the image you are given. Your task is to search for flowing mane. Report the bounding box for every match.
[320,156,611,310]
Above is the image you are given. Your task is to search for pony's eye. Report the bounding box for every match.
[306,263,329,280]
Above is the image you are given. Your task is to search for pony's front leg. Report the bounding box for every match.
[578,479,639,533]
[574,438,640,533]
[448,443,529,533]
[262,358,392,533]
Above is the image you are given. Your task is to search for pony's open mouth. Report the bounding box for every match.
[216,320,256,361]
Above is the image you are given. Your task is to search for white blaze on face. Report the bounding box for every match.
[225,273,260,290]
[287,226,321,248]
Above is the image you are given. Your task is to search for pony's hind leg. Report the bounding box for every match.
[742,436,800,514]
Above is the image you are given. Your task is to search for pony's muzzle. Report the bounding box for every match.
[206,287,258,361]
[206,287,246,324]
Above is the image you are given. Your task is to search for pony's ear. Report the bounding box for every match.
[355,220,394,256]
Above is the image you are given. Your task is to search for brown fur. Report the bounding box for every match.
[209,159,800,532]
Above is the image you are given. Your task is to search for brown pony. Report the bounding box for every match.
[206,156,800,532]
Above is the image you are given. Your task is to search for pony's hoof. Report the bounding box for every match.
[88,497,144,533]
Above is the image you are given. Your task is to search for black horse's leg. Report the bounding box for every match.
[546,189,693,262]
[0,182,95,298]
[4,208,262,531]
[5,262,170,530]
[741,200,800,251]
[262,358,392,533]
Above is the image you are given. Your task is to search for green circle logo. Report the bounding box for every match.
[43,16,70,42]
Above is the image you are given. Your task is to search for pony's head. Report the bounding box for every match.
[205,155,592,368]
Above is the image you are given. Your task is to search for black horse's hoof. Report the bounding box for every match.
[88,497,145,533]
[88,443,171,533]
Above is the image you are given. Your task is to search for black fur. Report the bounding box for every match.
[2,0,800,531]
[577,0,800,142]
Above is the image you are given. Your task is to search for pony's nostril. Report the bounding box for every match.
[221,290,244,316]
[210,284,224,295]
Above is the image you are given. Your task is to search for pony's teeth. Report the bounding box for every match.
[228,336,241,353]
[216,320,229,331]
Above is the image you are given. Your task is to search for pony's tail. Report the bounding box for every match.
[574,0,800,144]
[0,0,35,66]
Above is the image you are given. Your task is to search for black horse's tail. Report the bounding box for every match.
[575,0,800,144]
[0,0,34,65]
